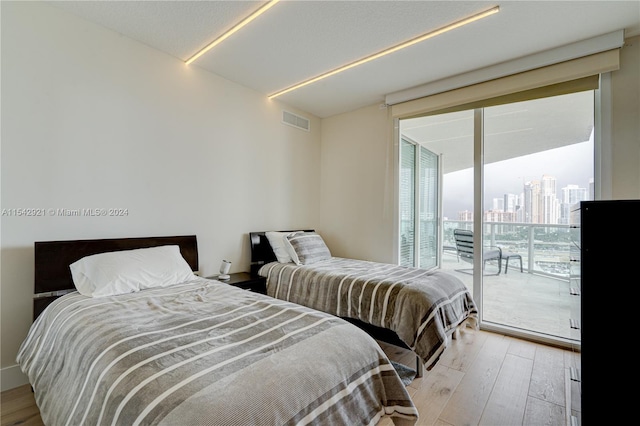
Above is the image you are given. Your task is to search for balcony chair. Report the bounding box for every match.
[452,229,502,276]
[502,251,523,273]
[453,229,524,275]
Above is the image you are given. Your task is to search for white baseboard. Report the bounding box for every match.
[1,364,29,392]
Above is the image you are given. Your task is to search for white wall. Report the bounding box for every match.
[319,104,396,263]
[1,1,321,389]
[611,35,640,199]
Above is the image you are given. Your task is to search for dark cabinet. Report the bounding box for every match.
[579,199,640,425]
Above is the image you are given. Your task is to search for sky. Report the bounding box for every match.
[442,138,594,219]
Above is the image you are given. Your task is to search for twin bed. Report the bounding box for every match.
[250,231,478,374]
[18,235,418,426]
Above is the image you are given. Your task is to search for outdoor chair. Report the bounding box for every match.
[502,251,523,273]
[452,229,502,275]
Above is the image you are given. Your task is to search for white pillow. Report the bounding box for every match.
[265,231,301,263]
[70,245,196,297]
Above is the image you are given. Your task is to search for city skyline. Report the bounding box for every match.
[442,138,594,220]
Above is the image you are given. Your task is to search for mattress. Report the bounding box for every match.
[17,277,418,425]
[259,257,478,370]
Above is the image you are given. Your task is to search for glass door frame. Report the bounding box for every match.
[472,109,484,322]
[398,135,441,270]
[394,88,602,349]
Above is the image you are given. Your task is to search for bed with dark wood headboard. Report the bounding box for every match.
[19,234,418,425]
[250,230,479,375]
[33,235,198,320]
[249,230,412,343]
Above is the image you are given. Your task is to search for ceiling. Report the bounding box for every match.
[50,0,640,119]
[401,90,595,174]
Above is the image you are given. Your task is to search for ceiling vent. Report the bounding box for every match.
[282,110,310,132]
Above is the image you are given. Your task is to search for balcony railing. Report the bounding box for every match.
[443,220,573,280]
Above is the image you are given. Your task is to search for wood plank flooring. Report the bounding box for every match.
[0,329,580,426]
[0,384,43,426]
[379,328,581,426]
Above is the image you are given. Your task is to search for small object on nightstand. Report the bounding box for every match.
[218,260,231,280]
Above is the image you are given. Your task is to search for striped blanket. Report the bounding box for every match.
[259,258,478,370]
[17,277,417,426]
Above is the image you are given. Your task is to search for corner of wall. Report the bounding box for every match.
[1,365,29,392]
[611,34,640,199]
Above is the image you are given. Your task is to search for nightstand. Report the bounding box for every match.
[209,272,266,294]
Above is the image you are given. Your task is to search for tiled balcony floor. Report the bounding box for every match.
[440,253,580,343]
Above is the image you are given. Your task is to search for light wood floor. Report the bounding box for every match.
[0,385,42,426]
[379,328,581,426]
[0,329,580,426]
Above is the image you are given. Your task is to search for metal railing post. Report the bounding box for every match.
[527,225,535,274]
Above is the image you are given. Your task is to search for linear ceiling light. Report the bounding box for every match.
[268,6,500,99]
[185,0,280,65]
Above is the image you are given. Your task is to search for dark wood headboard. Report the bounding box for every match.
[33,235,198,320]
[249,230,313,275]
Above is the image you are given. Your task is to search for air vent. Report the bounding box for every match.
[282,110,310,132]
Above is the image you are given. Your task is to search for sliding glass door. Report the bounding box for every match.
[401,110,475,280]
[481,91,592,341]
[398,90,593,346]
[399,137,439,270]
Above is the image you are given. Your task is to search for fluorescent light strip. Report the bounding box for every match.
[185,0,280,65]
[268,6,500,99]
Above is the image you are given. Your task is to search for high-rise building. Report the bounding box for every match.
[539,175,559,224]
[562,184,588,204]
[559,184,589,224]
[458,210,473,221]
[523,180,540,223]
[504,193,519,213]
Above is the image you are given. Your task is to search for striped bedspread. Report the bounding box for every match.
[259,258,478,370]
[17,277,417,426]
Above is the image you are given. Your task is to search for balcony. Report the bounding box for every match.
[440,220,581,345]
